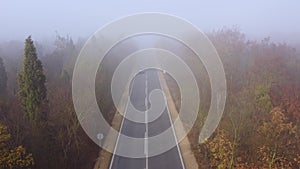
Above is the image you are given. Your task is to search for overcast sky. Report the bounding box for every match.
[1,0,299,44]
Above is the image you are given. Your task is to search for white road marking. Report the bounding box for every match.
[109,78,135,169]
[109,72,185,169]
[145,72,149,169]
[158,72,186,169]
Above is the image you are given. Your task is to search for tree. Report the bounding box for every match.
[0,57,7,98]
[254,84,272,114]
[270,83,300,123]
[257,107,300,168]
[0,123,34,169]
[42,34,78,83]
[204,130,235,169]
[17,36,47,126]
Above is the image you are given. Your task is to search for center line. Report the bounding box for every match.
[145,72,149,169]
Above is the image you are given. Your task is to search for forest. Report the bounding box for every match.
[0,28,299,169]
[166,28,300,168]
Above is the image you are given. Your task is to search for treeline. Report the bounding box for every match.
[0,33,141,169]
[1,28,300,169]
[0,35,99,169]
[166,28,300,168]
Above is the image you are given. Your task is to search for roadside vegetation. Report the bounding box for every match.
[0,28,299,168]
[165,28,300,168]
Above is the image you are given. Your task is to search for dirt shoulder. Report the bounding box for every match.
[93,88,129,169]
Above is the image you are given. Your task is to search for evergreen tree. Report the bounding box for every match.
[0,57,7,98]
[18,36,47,126]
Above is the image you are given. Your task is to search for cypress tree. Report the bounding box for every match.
[0,57,7,98]
[18,36,47,126]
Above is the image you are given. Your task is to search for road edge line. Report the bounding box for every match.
[157,71,199,169]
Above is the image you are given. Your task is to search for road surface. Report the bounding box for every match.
[109,70,185,169]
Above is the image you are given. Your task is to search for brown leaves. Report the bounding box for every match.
[0,123,34,169]
[204,130,235,169]
[257,107,299,168]
[270,83,300,123]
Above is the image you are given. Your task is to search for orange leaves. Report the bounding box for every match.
[205,130,235,169]
[270,83,300,123]
[257,107,299,168]
[0,123,34,169]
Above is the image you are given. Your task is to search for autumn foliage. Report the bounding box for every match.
[166,28,300,168]
[0,123,34,169]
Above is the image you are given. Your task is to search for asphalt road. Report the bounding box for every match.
[109,70,185,169]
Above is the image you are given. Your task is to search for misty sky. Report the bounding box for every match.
[1,0,300,44]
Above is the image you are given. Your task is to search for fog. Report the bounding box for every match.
[1,0,300,45]
[1,1,300,168]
